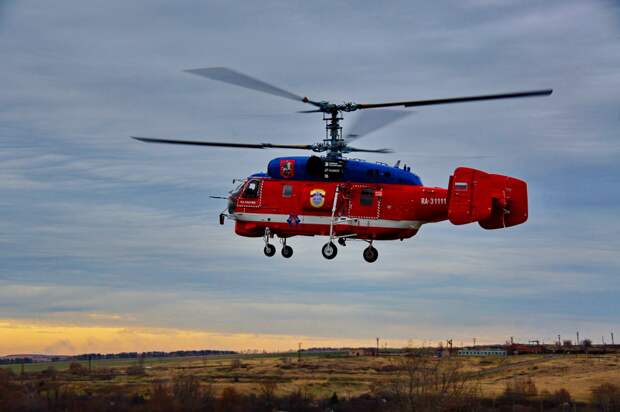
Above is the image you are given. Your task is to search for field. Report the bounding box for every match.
[3,352,620,403]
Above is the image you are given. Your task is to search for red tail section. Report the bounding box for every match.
[447,167,528,229]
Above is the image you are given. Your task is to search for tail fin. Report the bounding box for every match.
[447,167,528,229]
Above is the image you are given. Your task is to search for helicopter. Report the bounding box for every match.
[133,67,551,262]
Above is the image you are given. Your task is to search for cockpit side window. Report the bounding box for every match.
[242,179,261,199]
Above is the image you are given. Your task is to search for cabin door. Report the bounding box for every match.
[347,184,382,221]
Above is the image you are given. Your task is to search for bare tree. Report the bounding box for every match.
[375,351,480,412]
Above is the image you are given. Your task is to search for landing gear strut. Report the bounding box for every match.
[280,238,293,258]
[363,242,379,263]
[263,227,276,257]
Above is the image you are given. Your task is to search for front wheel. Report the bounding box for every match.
[321,242,338,260]
[363,246,378,263]
[264,244,276,257]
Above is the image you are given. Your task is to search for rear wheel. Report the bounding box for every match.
[363,246,378,263]
[321,242,338,260]
[264,244,276,257]
[281,245,293,258]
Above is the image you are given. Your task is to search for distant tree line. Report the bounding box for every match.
[73,350,236,361]
[0,349,236,365]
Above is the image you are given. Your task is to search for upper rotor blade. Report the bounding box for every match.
[131,136,312,150]
[185,67,308,103]
[356,89,553,110]
[345,110,411,143]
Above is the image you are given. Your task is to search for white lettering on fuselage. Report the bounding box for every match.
[420,197,447,206]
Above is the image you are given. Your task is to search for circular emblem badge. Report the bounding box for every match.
[309,189,326,208]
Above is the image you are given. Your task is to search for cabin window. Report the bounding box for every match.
[282,184,293,198]
[360,188,374,206]
[243,179,261,198]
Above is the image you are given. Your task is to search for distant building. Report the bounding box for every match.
[508,343,544,355]
[348,348,377,357]
[457,348,506,357]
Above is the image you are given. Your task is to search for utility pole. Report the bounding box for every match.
[473,337,476,347]
[376,337,380,356]
[611,331,615,345]
[557,335,561,346]
[576,331,580,346]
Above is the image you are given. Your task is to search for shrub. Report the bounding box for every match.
[220,386,242,412]
[172,374,213,411]
[40,366,57,380]
[230,358,243,369]
[591,383,620,412]
[68,362,88,376]
[500,377,538,403]
[126,364,146,376]
[258,380,278,409]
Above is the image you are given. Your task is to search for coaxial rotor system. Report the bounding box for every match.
[133,67,552,159]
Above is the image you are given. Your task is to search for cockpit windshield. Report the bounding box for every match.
[242,179,261,199]
[230,180,245,198]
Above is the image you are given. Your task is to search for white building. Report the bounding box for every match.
[457,348,507,357]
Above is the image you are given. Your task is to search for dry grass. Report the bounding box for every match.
[2,352,619,402]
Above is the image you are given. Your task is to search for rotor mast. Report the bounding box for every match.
[324,110,344,159]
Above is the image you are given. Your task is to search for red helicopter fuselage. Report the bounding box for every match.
[228,156,528,243]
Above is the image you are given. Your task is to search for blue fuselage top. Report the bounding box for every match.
[254,156,422,186]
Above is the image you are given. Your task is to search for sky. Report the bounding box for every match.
[0,0,619,355]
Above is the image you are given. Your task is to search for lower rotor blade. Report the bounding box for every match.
[356,89,553,110]
[345,110,411,142]
[131,136,312,150]
[347,147,393,154]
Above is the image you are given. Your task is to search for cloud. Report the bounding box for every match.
[0,0,618,353]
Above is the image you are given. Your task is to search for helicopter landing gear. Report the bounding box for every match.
[280,238,293,258]
[263,227,276,257]
[281,245,293,258]
[363,243,379,263]
[322,242,338,260]
[264,244,276,257]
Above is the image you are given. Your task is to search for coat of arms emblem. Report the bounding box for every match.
[309,189,326,208]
